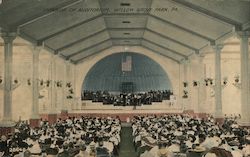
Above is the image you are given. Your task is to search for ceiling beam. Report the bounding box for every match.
[37,14,103,42]
[108,28,145,31]
[142,38,188,58]
[66,38,111,59]
[149,14,215,42]
[57,53,68,61]
[17,30,67,61]
[17,0,83,28]
[97,0,112,45]
[169,0,242,29]
[44,44,57,55]
[56,28,143,52]
[18,30,38,45]
[145,28,198,53]
[56,28,107,52]
[214,30,234,45]
[40,43,68,60]
[141,45,180,63]
[112,44,142,46]
[142,0,153,45]
[74,45,113,64]
[111,38,142,40]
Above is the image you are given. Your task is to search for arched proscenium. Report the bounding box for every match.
[82,52,172,93]
[75,46,180,105]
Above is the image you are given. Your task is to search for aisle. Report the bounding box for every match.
[119,126,137,157]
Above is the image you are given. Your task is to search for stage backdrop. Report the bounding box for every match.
[82,52,172,93]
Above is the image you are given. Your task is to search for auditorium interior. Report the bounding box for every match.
[0,0,250,157]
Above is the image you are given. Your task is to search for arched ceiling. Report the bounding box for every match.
[0,0,249,64]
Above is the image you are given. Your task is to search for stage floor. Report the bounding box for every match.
[70,100,183,114]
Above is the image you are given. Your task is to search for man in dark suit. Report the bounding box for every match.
[96,141,109,157]
[0,135,10,156]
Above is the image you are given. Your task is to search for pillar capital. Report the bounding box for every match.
[28,44,42,56]
[189,53,205,63]
[33,45,42,52]
[1,32,17,43]
[211,44,224,52]
[180,58,190,65]
[197,53,205,62]
[64,59,72,65]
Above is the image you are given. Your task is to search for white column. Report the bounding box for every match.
[72,64,77,110]
[1,32,16,125]
[63,60,71,111]
[189,55,198,112]
[31,46,41,119]
[197,55,206,113]
[50,54,57,113]
[212,44,224,118]
[61,61,65,111]
[186,58,193,111]
[181,59,191,111]
[189,54,205,113]
[238,31,250,126]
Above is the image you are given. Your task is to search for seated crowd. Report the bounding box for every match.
[0,116,121,157]
[132,114,250,157]
[82,90,173,106]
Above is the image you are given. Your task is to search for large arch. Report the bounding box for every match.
[82,52,173,93]
[75,46,181,106]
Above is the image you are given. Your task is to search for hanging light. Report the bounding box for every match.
[46,80,50,87]
[27,79,31,86]
[223,77,228,85]
[40,79,44,86]
[14,79,18,84]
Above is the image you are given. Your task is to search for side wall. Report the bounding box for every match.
[0,38,71,121]
[203,52,241,114]
[0,40,244,121]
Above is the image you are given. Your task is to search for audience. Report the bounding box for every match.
[131,114,250,157]
[82,90,173,106]
[0,116,121,157]
[1,113,250,157]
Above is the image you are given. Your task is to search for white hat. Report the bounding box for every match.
[1,135,7,141]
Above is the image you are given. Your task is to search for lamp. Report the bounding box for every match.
[46,80,50,87]
[40,79,44,86]
[232,74,241,89]
[193,81,198,87]
[27,79,31,86]
[223,77,228,85]
[66,82,72,88]
[183,82,188,87]
[14,78,18,84]
[182,90,188,98]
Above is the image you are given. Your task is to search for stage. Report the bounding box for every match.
[39,100,209,124]
[61,100,183,122]
[72,100,182,113]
